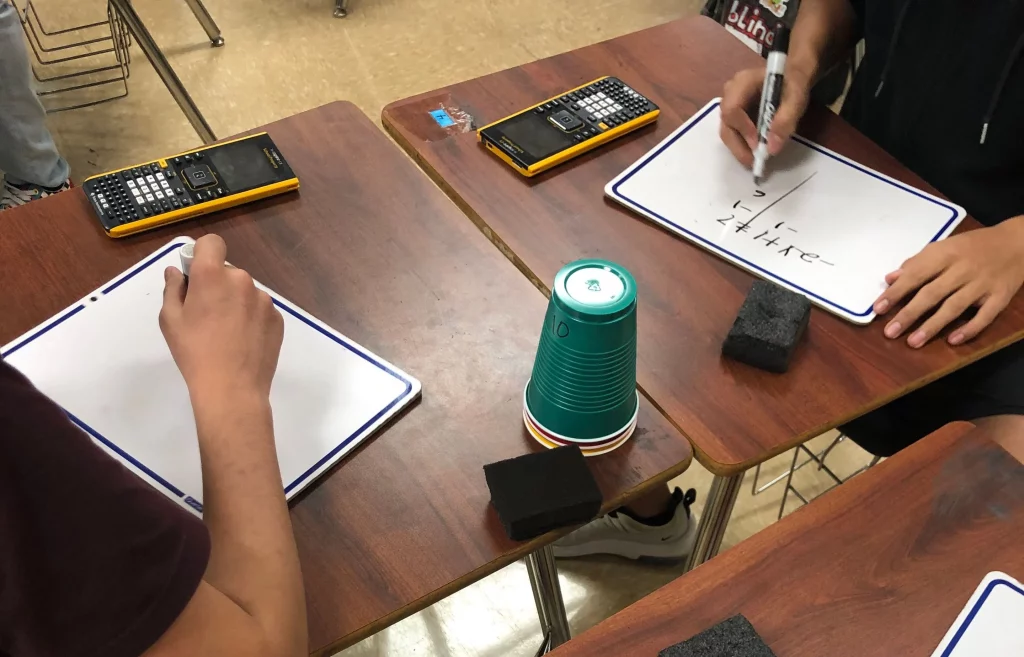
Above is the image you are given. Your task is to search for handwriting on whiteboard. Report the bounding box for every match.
[709,172,835,267]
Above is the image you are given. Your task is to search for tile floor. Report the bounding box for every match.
[18,0,876,654]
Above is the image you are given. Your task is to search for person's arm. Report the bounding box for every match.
[145,234,306,657]
[719,0,860,166]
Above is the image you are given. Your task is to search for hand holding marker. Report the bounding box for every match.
[752,25,791,184]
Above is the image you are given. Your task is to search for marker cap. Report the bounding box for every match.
[180,242,194,278]
[771,25,790,52]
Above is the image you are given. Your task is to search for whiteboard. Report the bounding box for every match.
[1,238,421,517]
[605,99,966,324]
[931,572,1024,656]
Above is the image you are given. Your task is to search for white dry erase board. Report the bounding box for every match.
[605,99,966,324]
[1,238,421,517]
[930,571,1024,656]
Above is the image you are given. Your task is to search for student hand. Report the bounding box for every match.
[160,234,284,401]
[719,66,813,167]
[873,217,1024,348]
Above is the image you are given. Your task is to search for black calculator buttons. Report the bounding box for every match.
[172,200,181,209]
[549,109,584,133]
[183,164,216,189]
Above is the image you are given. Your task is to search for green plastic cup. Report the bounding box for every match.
[525,259,639,440]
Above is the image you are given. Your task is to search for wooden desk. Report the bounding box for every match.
[547,420,1024,656]
[0,103,692,654]
[382,16,1024,565]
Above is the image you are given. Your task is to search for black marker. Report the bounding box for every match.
[752,25,791,184]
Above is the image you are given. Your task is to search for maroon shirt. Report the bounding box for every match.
[0,360,210,657]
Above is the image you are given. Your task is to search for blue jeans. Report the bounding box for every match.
[0,0,70,187]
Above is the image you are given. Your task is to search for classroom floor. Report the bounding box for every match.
[25,0,876,654]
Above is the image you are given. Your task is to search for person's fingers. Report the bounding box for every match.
[720,122,755,168]
[191,235,228,274]
[766,76,811,155]
[159,266,186,333]
[905,286,978,348]
[874,269,905,314]
[948,294,1011,345]
[721,69,763,150]
[874,252,944,315]
[226,265,255,292]
[883,273,960,339]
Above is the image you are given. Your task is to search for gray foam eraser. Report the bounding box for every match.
[659,615,777,657]
[722,280,811,373]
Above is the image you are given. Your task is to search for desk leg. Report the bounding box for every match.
[107,0,217,143]
[525,545,571,652]
[181,0,224,46]
[685,471,744,571]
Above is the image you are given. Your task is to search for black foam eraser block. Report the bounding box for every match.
[659,615,777,657]
[483,445,603,541]
[722,280,811,373]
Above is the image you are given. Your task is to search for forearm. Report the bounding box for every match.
[787,0,860,83]
[192,391,306,656]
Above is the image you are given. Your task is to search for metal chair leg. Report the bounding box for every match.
[334,0,349,17]
[525,545,571,652]
[181,0,224,46]
[778,446,801,520]
[107,0,216,143]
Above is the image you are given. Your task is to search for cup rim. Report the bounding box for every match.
[524,410,636,457]
[523,407,636,448]
[524,378,640,442]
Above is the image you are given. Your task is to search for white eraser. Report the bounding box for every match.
[180,243,194,278]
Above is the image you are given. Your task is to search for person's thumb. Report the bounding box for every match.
[159,266,186,330]
[767,76,810,155]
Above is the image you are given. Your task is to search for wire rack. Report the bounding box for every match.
[14,0,132,112]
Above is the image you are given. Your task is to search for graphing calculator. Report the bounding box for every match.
[83,133,299,238]
[478,76,659,177]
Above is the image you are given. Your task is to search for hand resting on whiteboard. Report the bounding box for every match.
[874,217,1024,348]
[159,234,284,401]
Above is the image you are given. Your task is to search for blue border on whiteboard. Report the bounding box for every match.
[1,241,415,504]
[608,101,963,318]
[939,578,1024,655]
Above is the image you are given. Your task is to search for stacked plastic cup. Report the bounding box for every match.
[523,259,639,457]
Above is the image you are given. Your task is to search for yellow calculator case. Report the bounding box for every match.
[478,76,659,177]
[83,133,299,238]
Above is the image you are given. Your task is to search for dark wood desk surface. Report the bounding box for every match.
[548,421,1024,657]
[382,16,1024,474]
[0,102,692,655]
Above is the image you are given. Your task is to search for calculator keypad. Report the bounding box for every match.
[532,77,657,145]
[85,151,213,230]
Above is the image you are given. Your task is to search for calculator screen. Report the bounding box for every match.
[208,140,280,192]
[500,112,574,161]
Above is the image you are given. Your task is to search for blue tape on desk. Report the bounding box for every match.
[429,109,456,128]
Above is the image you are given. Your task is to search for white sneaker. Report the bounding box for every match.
[0,178,72,210]
[553,488,698,562]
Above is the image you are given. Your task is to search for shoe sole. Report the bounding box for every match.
[552,513,700,562]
